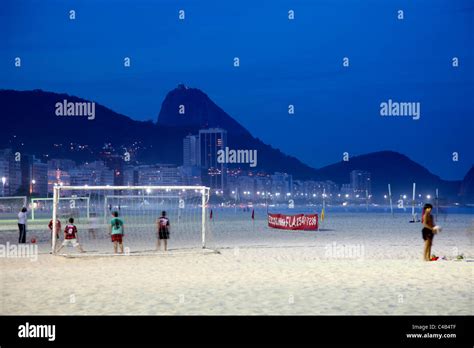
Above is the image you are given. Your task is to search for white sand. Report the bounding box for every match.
[0,211,472,315]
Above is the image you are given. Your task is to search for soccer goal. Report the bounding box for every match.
[31,196,90,221]
[51,185,211,255]
[0,196,27,220]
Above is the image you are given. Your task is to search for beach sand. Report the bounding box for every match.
[1,211,472,315]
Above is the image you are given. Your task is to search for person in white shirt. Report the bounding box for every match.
[18,207,28,243]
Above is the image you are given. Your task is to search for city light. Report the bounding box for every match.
[426,194,431,199]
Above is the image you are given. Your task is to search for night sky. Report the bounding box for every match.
[1,0,473,180]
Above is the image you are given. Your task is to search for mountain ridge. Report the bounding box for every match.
[0,87,468,200]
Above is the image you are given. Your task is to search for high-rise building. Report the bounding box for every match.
[69,161,114,189]
[47,159,76,194]
[270,172,293,201]
[183,135,199,166]
[199,128,227,190]
[122,165,138,186]
[136,164,182,186]
[30,160,48,196]
[179,166,201,186]
[350,170,371,195]
[0,148,22,196]
[47,159,76,171]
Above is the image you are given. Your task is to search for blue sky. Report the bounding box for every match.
[1,0,473,180]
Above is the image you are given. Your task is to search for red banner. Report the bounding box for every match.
[267,213,319,231]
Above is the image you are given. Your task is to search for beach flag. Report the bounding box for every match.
[321,208,325,222]
[251,209,255,220]
[210,209,213,220]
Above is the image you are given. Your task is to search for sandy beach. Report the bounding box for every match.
[1,211,472,315]
[0,247,472,315]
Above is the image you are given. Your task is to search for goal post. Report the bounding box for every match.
[52,185,210,255]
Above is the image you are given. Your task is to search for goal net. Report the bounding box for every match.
[0,196,27,220]
[51,186,210,255]
[31,196,90,221]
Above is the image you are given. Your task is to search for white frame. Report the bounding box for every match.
[31,196,90,221]
[52,185,210,254]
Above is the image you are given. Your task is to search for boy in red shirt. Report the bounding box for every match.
[55,217,85,253]
[48,218,61,240]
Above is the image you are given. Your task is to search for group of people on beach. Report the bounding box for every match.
[17,208,171,254]
[17,203,439,259]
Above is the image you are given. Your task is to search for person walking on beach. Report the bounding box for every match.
[109,211,125,254]
[18,207,28,243]
[156,211,170,251]
[422,203,435,261]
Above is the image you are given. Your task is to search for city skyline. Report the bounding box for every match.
[1,0,472,180]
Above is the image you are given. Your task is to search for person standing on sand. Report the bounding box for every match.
[56,217,85,253]
[109,211,125,254]
[48,218,61,241]
[156,211,170,251]
[17,207,28,243]
[422,203,435,261]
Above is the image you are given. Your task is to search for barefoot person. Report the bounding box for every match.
[156,211,170,251]
[56,217,84,253]
[17,207,28,243]
[422,203,435,261]
[109,211,124,254]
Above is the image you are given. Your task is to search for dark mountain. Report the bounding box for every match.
[157,84,250,135]
[157,84,319,178]
[0,87,467,200]
[0,88,318,178]
[313,151,462,199]
[460,166,474,203]
[0,89,187,164]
